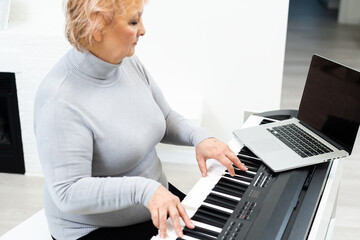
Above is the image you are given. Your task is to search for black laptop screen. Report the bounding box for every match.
[297,55,360,154]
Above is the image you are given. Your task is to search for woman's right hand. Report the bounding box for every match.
[147,185,195,239]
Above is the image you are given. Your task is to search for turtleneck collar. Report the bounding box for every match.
[66,48,122,81]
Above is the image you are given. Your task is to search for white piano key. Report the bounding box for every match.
[192,220,222,234]
[228,172,254,183]
[207,162,227,176]
[221,175,250,186]
[246,170,257,175]
[210,190,241,202]
[160,213,197,240]
[180,235,201,240]
[181,163,225,216]
[202,202,233,214]
[160,218,223,240]
[150,236,162,240]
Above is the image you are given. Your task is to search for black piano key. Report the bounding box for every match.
[224,172,253,183]
[198,205,231,219]
[192,211,226,229]
[218,177,248,192]
[204,193,238,210]
[233,169,256,178]
[237,153,261,162]
[235,161,259,172]
[192,225,219,238]
[196,207,229,224]
[208,192,239,205]
[236,158,261,169]
[183,227,217,240]
[176,238,185,240]
[213,184,243,198]
[239,146,259,158]
[223,173,253,186]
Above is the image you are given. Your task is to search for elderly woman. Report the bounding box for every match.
[34,0,247,239]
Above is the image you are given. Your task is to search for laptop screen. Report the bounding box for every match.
[297,55,360,154]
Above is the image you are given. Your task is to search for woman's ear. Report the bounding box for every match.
[93,30,103,42]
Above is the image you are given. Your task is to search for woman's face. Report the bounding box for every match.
[92,2,145,64]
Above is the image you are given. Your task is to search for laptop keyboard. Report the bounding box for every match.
[266,123,333,158]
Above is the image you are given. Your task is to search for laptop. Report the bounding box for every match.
[233,55,360,172]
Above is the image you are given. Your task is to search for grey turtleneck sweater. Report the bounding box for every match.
[34,48,211,240]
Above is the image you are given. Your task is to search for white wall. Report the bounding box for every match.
[338,0,360,24]
[0,0,289,174]
[137,0,289,142]
[0,0,70,175]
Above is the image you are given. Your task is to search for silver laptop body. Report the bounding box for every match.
[233,55,360,172]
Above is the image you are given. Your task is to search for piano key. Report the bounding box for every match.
[217,178,248,192]
[202,202,234,214]
[233,169,256,178]
[197,204,231,219]
[190,225,219,238]
[213,184,244,198]
[237,153,261,162]
[222,174,251,187]
[237,152,262,161]
[203,198,235,212]
[239,153,257,162]
[239,146,258,157]
[176,236,199,240]
[181,163,226,212]
[238,156,261,172]
[224,171,253,183]
[238,164,259,172]
[192,220,222,234]
[233,169,257,177]
[204,192,238,209]
[192,211,227,229]
[183,227,217,240]
[181,225,218,240]
[194,207,229,223]
[210,190,241,202]
[236,153,262,162]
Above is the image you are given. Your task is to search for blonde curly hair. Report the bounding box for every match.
[64,0,144,51]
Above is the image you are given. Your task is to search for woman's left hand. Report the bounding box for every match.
[195,138,247,177]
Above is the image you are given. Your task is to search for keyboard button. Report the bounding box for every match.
[268,124,331,158]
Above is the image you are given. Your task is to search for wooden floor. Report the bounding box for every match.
[1,0,360,238]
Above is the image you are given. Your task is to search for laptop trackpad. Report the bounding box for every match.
[251,139,285,153]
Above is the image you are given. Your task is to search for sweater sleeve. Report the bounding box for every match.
[135,59,213,147]
[34,100,160,214]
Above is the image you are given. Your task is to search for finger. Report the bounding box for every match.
[197,156,208,177]
[169,206,183,237]
[217,155,236,176]
[151,209,159,229]
[226,148,248,171]
[159,207,168,239]
[238,161,248,171]
[177,203,194,229]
